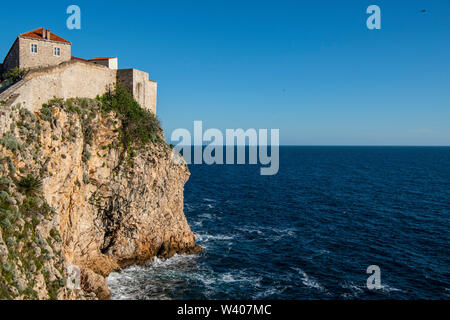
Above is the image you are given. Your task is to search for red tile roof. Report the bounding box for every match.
[20,28,71,44]
[89,57,116,61]
[71,56,88,62]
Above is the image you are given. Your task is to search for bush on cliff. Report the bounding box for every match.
[3,67,26,83]
[16,174,43,197]
[0,133,21,153]
[39,84,165,168]
[98,84,163,148]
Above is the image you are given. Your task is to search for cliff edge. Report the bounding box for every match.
[0,86,200,299]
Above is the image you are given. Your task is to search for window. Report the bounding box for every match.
[31,44,38,54]
[54,47,61,56]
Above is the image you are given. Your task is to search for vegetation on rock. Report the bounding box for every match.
[3,67,26,82]
[0,85,190,300]
[16,174,42,197]
[98,84,164,148]
[0,104,65,300]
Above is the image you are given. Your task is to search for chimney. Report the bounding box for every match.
[42,28,50,40]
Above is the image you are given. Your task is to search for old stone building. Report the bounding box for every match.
[1,28,157,114]
[2,28,72,72]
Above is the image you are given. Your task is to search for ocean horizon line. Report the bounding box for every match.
[170,144,450,148]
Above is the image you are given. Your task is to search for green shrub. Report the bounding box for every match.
[6,157,16,175]
[19,108,36,122]
[16,174,42,196]
[40,105,53,122]
[0,133,20,152]
[0,176,11,189]
[0,191,9,201]
[3,67,26,83]
[47,97,64,108]
[49,228,61,242]
[6,237,15,249]
[0,217,13,231]
[98,84,163,149]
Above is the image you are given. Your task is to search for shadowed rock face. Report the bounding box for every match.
[43,106,201,296]
[0,100,200,299]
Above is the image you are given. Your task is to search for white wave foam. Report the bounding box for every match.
[107,254,203,300]
[292,267,326,292]
[219,271,262,285]
[271,227,297,236]
[341,281,364,298]
[237,226,297,240]
[192,220,203,227]
[147,253,200,268]
[198,213,214,219]
[379,283,402,293]
[254,286,288,299]
[195,233,234,242]
[236,227,263,235]
[340,281,401,298]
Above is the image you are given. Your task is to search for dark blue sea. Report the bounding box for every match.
[108,147,450,299]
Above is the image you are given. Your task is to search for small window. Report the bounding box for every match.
[31,44,38,54]
[54,47,61,56]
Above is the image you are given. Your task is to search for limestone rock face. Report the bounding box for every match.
[0,100,200,299]
[80,268,110,300]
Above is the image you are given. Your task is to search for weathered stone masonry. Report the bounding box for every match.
[1,28,157,114]
[0,60,157,115]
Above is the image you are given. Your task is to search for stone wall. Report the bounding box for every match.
[2,39,19,74]
[18,37,71,71]
[0,60,157,114]
[0,60,116,113]
[117,69,157,114]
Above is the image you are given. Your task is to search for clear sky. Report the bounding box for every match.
[1,0,449,145]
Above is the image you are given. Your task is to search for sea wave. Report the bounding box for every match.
[292,267,327,292]
[341,282,364,298]
[254,286,289,299]
[195,233,235,242]
[236,226,297,240]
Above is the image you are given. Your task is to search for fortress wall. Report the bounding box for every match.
[1,61,117,113]
[0,61,157,114]
[147,80,157,115]
[117,69,157,114]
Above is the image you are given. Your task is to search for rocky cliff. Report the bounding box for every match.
[0,87,200,299]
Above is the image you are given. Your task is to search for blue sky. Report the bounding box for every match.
[1,0,449,145]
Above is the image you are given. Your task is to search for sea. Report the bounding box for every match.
[107,147,450,300]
